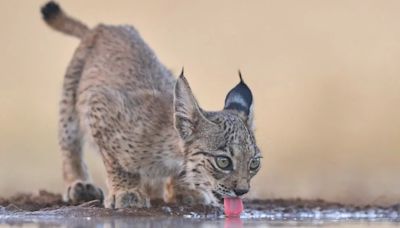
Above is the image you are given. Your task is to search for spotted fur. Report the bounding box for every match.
[41,1,261,208]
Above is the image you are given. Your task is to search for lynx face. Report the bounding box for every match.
[174,71,261,202]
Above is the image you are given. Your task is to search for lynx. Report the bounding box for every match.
[41,1,261,208]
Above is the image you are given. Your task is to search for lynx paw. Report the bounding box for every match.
[177,195,204,205]
[106,190,150,208]
[67,180,104,204]
[175,191,207,206]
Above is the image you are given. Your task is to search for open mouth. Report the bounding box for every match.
[212,190,241,204]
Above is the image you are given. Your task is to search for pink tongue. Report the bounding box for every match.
[224,197,243,217]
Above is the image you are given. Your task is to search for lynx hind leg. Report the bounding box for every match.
[59,43,103,204]
[104,165,150,209]
[60,113,103,204]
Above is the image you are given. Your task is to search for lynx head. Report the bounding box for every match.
[174,70,261,203]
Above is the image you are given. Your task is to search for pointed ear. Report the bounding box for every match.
[224,71,254,128]
[174,70,206,141]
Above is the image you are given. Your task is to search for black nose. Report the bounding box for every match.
[233,188,249,196]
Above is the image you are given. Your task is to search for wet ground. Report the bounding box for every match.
[1,190,400,227]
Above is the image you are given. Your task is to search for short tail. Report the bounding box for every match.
[41,1,89,39]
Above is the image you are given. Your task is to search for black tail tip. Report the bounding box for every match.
[41,1,61,21]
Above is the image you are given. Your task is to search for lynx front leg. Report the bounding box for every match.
[104,165,150,208]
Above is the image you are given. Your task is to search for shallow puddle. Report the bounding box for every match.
[1,215,400,228]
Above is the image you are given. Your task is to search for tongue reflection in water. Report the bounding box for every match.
[224,217,243,228]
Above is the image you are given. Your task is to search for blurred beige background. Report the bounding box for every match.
[0,0,399,205]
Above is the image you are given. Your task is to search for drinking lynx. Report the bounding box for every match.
[41,1,261,209]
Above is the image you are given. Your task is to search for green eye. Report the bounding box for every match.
[215,156,233,170]
[250,158,260,171]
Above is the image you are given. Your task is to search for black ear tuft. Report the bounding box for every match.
[224,71,253,116]
[238,70,244,82]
